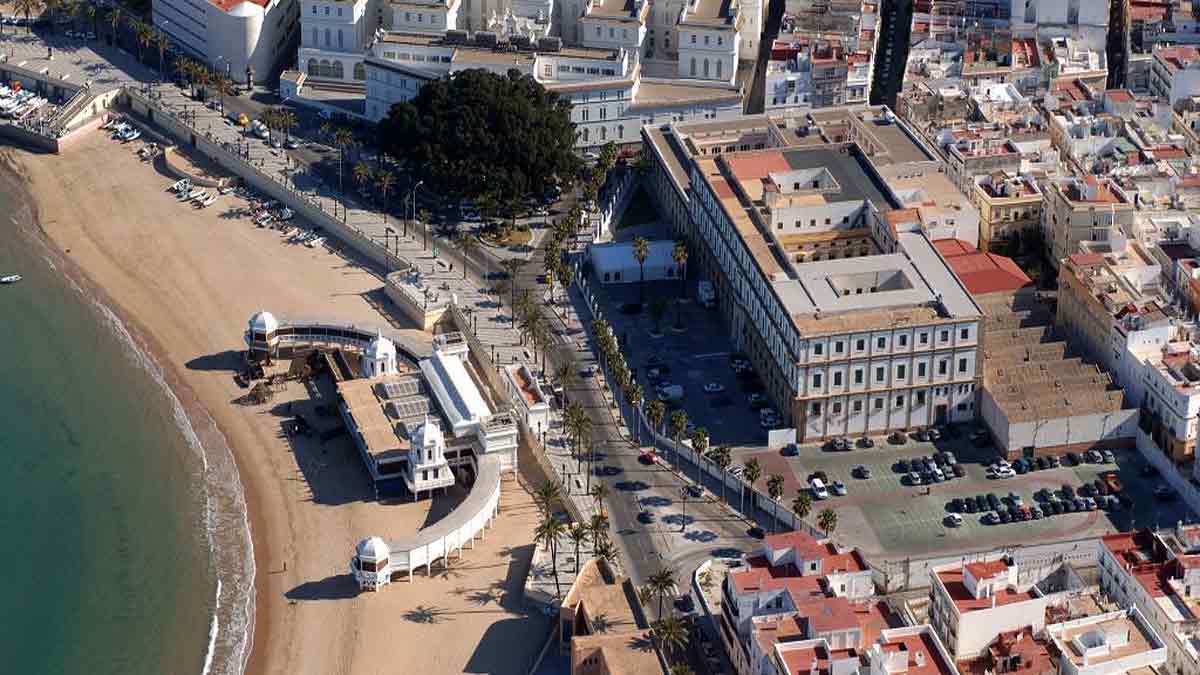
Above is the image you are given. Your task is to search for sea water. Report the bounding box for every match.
[0,183,247,674]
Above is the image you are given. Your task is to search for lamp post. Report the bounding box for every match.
[406,180,423,240]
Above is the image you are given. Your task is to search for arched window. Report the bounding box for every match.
[716,59,722,79]
[332,60,345,79]
[324,28,331,48]
[353,62,365,80]
[617,125,624,138]
[600,126,607,140]
[307,59,319,76]
[319,60,331,77]
[703,59,710,78]
[582,128,590,143]
[690,58,696,76]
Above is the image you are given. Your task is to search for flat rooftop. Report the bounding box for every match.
[337,373,433,464]
[722,145,894,210]
[1050,613,1161,670]
[935,568,1039,613]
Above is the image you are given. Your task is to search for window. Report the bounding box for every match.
[919,332,929,345]
[353,62,365,80]
[811,402,822,415]
[960,328,969,340]
[812,373,822,388]
[916,391,926,405]
[833,372,842,387]
[940,330,949,342]
[832,402,842,414]
[898,335,907,347]
[853,400,863,413]
[324,27,331,47]
[690,58,697,76]
[716,60,723,78]
[834,341,844,354]
[877,337,886,349]
[856,339,865,351]
[337,29,343,49]
[875,367,885,382]
[897,364,906,379]
[854,369,863,385]
[895,395,904,408]
[813,343,823,356]
[958,358,968,374]
[874,398,884,410]
[938,360,948,376]
[336,5,342,14]
[691,33,696,43]
[918,363,927,377]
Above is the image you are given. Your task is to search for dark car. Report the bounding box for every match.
[889,431,908,445]
[987,493,1002,510]
[637,511,655,524]
[853,465,872,479]
[950,497,964,513]
[999,510,1013,524]
[896,458,912,473]
[675,594,696,613]
[952,464,966,478]
[747,526,765,539]
[1065,452,1080,466]
[976,495,990,512]
[1047,500,1062,515]
[1074,497,1088,511]
[810,471,829,484]
[1036,457,1049,470]
[1094,479,1110,496]
[1061,499,1075,513]
[1062,484,1076,500]
[1047,455,1060,467]
[964,498,978,513]
[1012,460,1027,474]
[857,437,875,448]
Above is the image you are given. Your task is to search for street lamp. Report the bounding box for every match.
[406,180,423,239]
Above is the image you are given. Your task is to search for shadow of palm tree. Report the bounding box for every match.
[467,588,501,606]
[404,604,451,624]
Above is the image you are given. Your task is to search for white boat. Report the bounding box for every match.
[169,179,190,193]
[184,188,205,200]
[199,194,217,207]
[305,236,326,249]
[0,274,21,284]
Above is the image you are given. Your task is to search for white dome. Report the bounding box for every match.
[226,0,265,18]
[365,333,396,360]
[413,418,443,448]
[356,536,389,562]
[249,311,278,334]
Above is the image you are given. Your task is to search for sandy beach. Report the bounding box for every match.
[2,131,550,674]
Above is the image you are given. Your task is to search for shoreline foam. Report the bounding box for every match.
[0,158,255,675]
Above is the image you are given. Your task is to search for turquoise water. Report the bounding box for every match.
[0,184,222,673]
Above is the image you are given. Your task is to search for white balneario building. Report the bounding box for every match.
[153,0,300,83]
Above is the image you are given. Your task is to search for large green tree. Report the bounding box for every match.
[378,68,580,207]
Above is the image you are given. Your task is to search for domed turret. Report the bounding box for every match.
[352,536,392,591]
[249,310,278,334]
[360,332,398,378]
[355,536,390,563]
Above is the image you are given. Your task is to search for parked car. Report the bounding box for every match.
[983,511,1001,525]
[950,497,965,513]
[927,428,942,442]
[1087,449,1104,463]
[1102,450,1115,463]
[852,465,872,479]
[987,493,1002,510]
[896,459,912,473]
[964,498,978,514]
[888,431,907,445]
[1061,484,1076,500]
[857,437,875,448]
[999,510,1012,524]
[831,481,848,496]
[1007,492,1023,508]
[975,495,989,512]
[1065,452,1080,466]
[988,465,1016,479]
[637,510,655,524]
[945,513,964,528]
[810,478,830,499]
[952,464,966,478]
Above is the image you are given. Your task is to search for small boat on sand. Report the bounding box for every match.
[1,274,21,284]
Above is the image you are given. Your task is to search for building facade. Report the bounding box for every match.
[153,0,300,83]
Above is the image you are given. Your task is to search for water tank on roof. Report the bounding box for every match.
[537,36,562,52]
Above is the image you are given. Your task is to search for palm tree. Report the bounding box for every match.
[174,57,195,90]
[106,6,122,46]
[276,108,297,144]
[626,383,644,445]
[377,171,396,233]
[593,538,618,566]
[552,362,578,407]
[648,296,670,335]
[646,399,666,436]
[589,482,610,517]
[818,508,839,536]
[73,0,96,36]
[457,232,478,279]
[530,319,553,372]
[134,19,153,64]
[565,401,592,474]
[632,236,649,304]
[566,524,589,574]
[13,0,44,32]
[646,568,677,618]
[654,616,689,660]
[710,445,732,504]
[691,427,709,485]
[669,410,688,466]
[742,458,761,516]
[210,75,233,114]
[332,128,356,213]
[501,258,526,325]
[672,241,689,326]
[258,107,277,143]
[555,261,574,317]
[43,0,64,33]
[767,474,785,534]
[353,160,373,199]
[534,480,561,515]
[588,512,610,549]
[154,31,170,79]
[534,515,567,599]
[792,490,813,523]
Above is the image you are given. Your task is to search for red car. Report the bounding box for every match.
[638,449,657,465]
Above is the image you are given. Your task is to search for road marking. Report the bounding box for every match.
[692,352,730,360]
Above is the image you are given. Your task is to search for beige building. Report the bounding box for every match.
[973,171,1044,254]
[559,558,663,675]
[1043,177,1136,269]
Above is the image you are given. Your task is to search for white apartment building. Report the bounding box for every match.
[1152,46,1200,106]
[1009,0,1109,31]
[1043,177,1137,268]
[361,31,743,147]
[927,557,1050,661]
[297,0,380,82]
[1100,527,1200,675]
[153,0,300,83]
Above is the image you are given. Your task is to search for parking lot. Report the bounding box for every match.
[743,435,1192,560]
[590,275,767,447]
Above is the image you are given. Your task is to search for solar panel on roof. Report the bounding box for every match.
[381,378,422,399]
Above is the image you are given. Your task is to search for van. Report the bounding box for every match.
[657,384,684,402]
[809,478,829,500]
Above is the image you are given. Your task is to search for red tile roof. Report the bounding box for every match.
[965,559,1009,580]
[1105,89,1135,103]
[210,0,269,12]
[934,240,1032,296]
[726,152,792,181]
[777,642,861,675]
[1067,252,1105,267]
[878,631,956,675]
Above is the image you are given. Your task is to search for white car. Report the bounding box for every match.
[988,465,1016,479]
[945,513,964,528]
[809,478,830,500]
[703,382,725,393]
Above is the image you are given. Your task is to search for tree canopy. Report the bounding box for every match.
[377,68,581,208]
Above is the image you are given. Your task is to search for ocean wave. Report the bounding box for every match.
[16,220,255,675]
